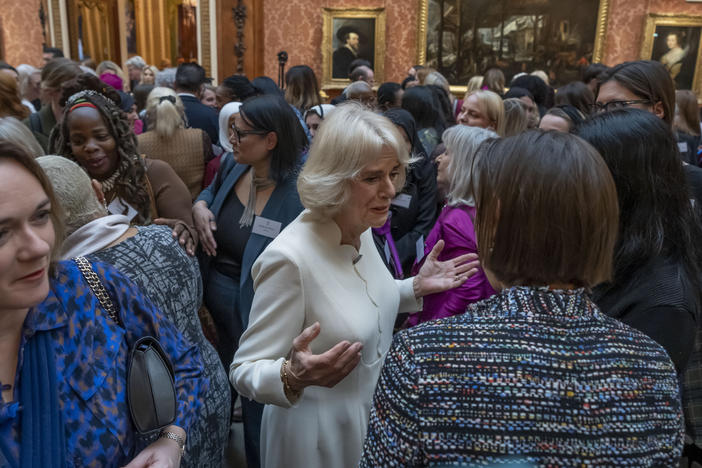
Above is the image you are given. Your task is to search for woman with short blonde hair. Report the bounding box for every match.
[298,103,409,218]
[458,89,505,136]
[231,102,479,468]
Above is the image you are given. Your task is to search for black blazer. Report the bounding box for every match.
[180,94,219,145]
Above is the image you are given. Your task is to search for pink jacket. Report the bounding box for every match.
[407,204,495,326]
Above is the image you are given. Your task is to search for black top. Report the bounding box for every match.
[592,255,698,373]
[180,94,219,145]
[684,164,702,209]
[213,193,252,279]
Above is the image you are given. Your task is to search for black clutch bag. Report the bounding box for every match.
[74,257,177,434]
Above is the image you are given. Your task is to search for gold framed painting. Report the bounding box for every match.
[321,7,386,88]
[416,0,611,94]
[641,14,702,95]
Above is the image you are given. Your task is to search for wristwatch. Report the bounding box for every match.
[159,430,186,456]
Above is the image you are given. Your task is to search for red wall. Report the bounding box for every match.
[0,0,44,67]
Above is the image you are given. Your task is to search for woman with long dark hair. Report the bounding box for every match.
[194,93,307,468]
[577,108,702,373]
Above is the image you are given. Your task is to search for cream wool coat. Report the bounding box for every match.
[230,210,421,468]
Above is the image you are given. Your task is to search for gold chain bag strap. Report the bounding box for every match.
[74,257,177,434]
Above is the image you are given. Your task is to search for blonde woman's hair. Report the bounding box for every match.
[466,75,483,93]
[0,117,45,157]
[443,125,497,207]
[463,90,506,136]
[298,102,409,218]
[145,87,185,139]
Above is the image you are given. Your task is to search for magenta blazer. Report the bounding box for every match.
[407,204,496,326]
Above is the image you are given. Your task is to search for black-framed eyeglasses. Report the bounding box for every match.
[592,99,651,113]
[230,124,268,143]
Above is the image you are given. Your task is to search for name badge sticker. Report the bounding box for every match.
[252,216,282,239]
[383,240,392,264]
[415,235,425,263]
[679,142,689,153]
[391,193,412,209]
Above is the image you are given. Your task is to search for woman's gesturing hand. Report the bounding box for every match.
[287,322,363,392]
[413,239,481,297]
[192,200,217,257]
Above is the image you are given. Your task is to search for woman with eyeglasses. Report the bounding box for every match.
[193,93,307,468]
[594,60,702,207]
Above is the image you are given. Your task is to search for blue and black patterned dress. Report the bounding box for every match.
[0,260,208,467]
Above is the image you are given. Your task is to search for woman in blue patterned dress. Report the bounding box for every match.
[361,131,684,467]
[0,139,207,467]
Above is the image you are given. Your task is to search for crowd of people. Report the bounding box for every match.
[1,44,702,468]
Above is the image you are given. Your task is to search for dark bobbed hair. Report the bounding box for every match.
[133,83,155,113]
[239,94,308,184]
[252,76,282,97]
[545,105,586,131]
[427,84,456,126]
[576,108,702,300]
[555,81,594,116]
[175,62,206,93]
[0,140,64,263]
[598,60,675,126]
[49,73,151,224]
[284,65,321,111]
[222,74,258,101]
[377,82,402,110]
[42,46,64,58]
[504,86,534,102]
[510,75,549,109]
[474,130,618,288]
[401,76,417,90]
[401,85,446,135]
[582,63,609,84]
[383,107,427,158]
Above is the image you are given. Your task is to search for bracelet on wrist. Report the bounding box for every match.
[159,429,186,456]
[280,359,302,402]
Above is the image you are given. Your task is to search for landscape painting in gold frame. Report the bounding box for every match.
[416,0,610,95]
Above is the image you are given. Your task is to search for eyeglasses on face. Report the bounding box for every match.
[229,124,268,143]
[592,99,652,113]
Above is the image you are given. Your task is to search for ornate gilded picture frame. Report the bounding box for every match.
[416,0,610,93]
[321,7,386,88]
[641,14,702,95]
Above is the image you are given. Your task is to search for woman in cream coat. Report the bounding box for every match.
[230,103,480,468]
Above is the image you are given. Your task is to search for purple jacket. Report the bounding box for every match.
[407,204,495,326]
